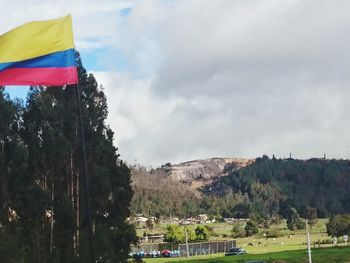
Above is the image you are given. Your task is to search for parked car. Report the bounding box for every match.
[225,247,246,256]
[132,251,145,258]
[161,249,171,257]
[170,250,180,257]
[149,250,160,257]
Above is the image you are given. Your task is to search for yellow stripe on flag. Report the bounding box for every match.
[0,15,75,63]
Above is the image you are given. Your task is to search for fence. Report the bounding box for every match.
[178,240,236,256]
[131,242,179,254]
[131,240,236,256]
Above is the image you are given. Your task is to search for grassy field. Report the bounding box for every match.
[136,219,349,262]
[136,219,328,238]
[143,246,350,263]
[136,219,332,254]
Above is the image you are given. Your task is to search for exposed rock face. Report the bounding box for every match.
[163,158,254,183]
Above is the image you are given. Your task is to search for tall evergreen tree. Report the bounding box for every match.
[287,207,301,234]
[0,51,137,262]
[0,88,28,261]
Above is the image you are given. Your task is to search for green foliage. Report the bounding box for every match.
[208,156,350,220]
[194,225,210,241]
[0,225,24,263]
[305,206,318,227]
[245,220,259,237]
[187,228,197,242]
[146,218,155,229]
[164,224,184,243]
[231,223,245,238]
[163,224,209,243]
[0,52,137,262]
[286,207,301,232]
[326,214,350,237]
[270,214,282,225]
[266,228,282,238]
[213,214,223,222]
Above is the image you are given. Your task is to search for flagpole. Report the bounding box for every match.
[75,83,95,263]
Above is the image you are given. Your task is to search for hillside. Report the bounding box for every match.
[130,158,252,217]
[131,156,350,219]
[130,165,201,217]
[208,156,350,218]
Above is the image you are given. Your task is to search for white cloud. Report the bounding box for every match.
[3,0,350,165]
[95,0,350,165]
[0,0,132,51]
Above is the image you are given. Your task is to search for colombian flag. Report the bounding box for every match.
[0,15,78,86]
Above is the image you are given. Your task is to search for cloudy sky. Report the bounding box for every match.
[2,0,350,165]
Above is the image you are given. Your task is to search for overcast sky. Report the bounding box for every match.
[2,0,350,165]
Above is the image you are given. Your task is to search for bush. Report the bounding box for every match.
[245,220,259,237]
[266,229,283,238]
[327,214,350,237]
[296,219,306,230]
[195,226,210,241]
[270,215,283,225]
[231,224,245,238]
[164,224,184,243]
[315,239,333,245]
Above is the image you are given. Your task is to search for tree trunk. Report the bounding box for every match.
[50,171,54,253]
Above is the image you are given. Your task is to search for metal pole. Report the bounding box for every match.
[185,228,190,259]
[306,221,312,263]
[75,84,95,263]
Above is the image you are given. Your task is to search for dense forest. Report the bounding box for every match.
[213,155,350,219]
[0,53,136,263]
[132,156,350,220]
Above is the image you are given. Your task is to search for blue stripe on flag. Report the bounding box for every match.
[0,49,76,72]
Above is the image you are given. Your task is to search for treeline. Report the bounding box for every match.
[132,156,350,221]
[0,53,136,263]
[206,155,350,219]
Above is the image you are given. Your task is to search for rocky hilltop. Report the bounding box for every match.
[162,158,254,185]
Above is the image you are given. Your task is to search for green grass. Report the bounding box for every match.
[136,219,329,239]
[138,219,340,262]
[236,232,330,254]
[137,219,332,254]
[144,246,350,263]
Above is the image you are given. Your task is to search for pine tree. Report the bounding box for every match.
[0,51,137,262]
[287,207,300,234]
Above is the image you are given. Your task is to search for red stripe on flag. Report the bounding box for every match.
[0,67,78,86]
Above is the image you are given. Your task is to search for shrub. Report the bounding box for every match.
[164,224,184,243]
[245,220,259,237]
[296,219,306,230]
[231,224,245,238]
[195,226,210,241]
[266,229,283,238]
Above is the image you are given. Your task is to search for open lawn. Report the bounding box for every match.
[136,219,332,255]
[143,246,350,263]
[137,219,345,262]
[136,219,329,239]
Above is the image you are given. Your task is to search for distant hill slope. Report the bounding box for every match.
[130,158,252,217]
[205,156,350,218]
[131,156,350,219]
[130,165,201,217]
